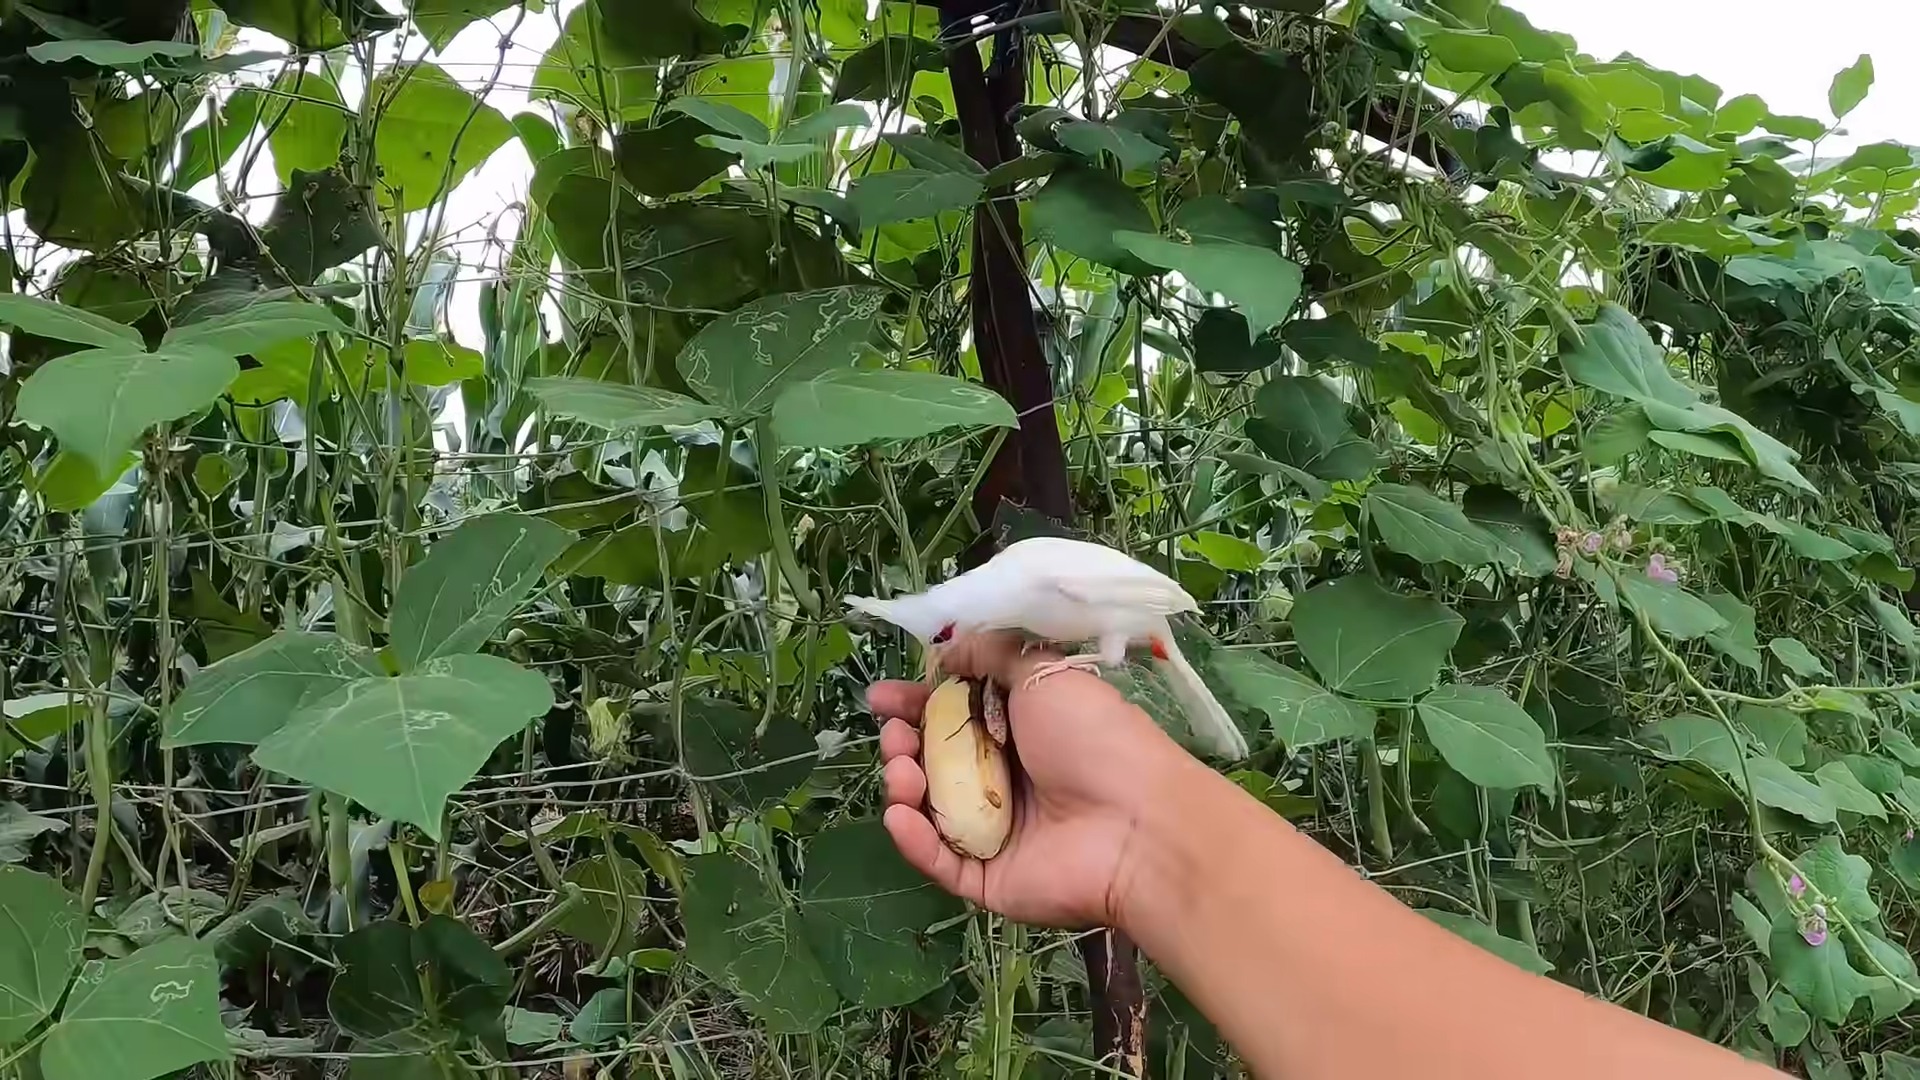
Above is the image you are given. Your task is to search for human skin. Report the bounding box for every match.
[867,631,1784,1079]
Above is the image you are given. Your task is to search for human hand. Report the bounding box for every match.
[867,632,1204,929]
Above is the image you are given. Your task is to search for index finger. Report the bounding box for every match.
[867,680,932,724]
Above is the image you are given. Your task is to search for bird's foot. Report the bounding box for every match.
[982,678,1009,745]
[1023,654,1106,690]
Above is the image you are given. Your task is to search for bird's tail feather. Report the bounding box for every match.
[1154,637,1250,760]
[843,595,894,621]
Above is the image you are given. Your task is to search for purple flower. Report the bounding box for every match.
[1645,553,1680,585]
[1581,531,1604,554]
[1800,903,1829,947]
[1788,873,1806,898]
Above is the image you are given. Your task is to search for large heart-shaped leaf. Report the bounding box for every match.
[846,169,983,226]
[679,698,818,812]
[250,654,554,838]
[366,63,514,211]
[797,819,964,1008]
[526,377,726,432]
[1291,576,1463,701]
[38,936,229,1080]
[1246,376,1381,481]
[682,851,837,1033]
[388,513,575,670]
[676,286,888,417]
[1559,304,1697,408]
[0,867,83,1046]
[1364,483,1504,567]
[1417,683,1555,793]
[1115,232,1303,334]
[164,631,383,748]
[17,346,239,469]
[0,293,144,350]
[162,300,353,357]
[1210,651,1375,748]
[771,369,1016,448]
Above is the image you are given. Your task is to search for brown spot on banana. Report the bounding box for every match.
[920,677,1013,859]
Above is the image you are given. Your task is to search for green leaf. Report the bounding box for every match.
[1246,376,1381,482]
[330,918,511,1051]
[1419,910,1552,974]
[595,0,728,59]
[1291,576,1463,701]
[558,855,648,957]
[614,115,737,197]
[1181,531,1265,573]
[1761,990,1811,1047]
[1419,29,1520,75]
[0,803,66,863]
[680,698,817,811]
[1114,232,1302,334]
[1619,576,1729,641]
[388,513,575,670]
[1773,923,1869,1025]
[797,819,964,1007]
[667,98,769,143]
[1768,637,1831,679]
[771,369,1016,448]
[165,631,384,748]
[1703,592,1764,673]
[1815,762,1886,819]
[1645,714,1744,778]
[265,68,348,183]
[162,300,352,357]
[18,346,239,469]
[1747,757,1836,824]
[1193,308,1281,375]
[367,64,514,211]
[531,7,659,119]
[503,1007,565,1047]
[27,38,200,66]
[1417,683,1555,793]
[526,377,726,431]
[0,293,144,350]
[0,867,82,1046]
[1560,304,1697,408]
[1364,483,1503,567]
[569,987,630,1047]
[1030,167,1156,271]
[1736,705,1806,766]
[1829,53,1874,118]
[251,655,554,839]
[683,851,837,1033]
[1798,836,1879,924]
[38,936,229,1080]
[409,0,525,50]
[835,35,946,102]
[846,169,983,226]
[1210,651,1375,749]
[677,286,888,417]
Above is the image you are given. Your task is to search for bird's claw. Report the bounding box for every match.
[1022,654,1106,690]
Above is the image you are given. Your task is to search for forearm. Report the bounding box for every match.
[1117,759,1779,1079]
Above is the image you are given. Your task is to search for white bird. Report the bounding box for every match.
[845,536,1250,760]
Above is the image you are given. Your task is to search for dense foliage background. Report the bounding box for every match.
[5,0,1920,1076]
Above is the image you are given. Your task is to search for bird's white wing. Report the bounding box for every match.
[997,537,1200,615]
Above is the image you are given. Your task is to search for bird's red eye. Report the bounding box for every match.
[931,623,955,645]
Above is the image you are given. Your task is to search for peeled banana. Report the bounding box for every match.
[920,678,1013,859]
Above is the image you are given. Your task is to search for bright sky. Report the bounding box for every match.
[1514,0,1911,155]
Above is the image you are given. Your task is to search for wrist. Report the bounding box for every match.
[1108,754,1261,940]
